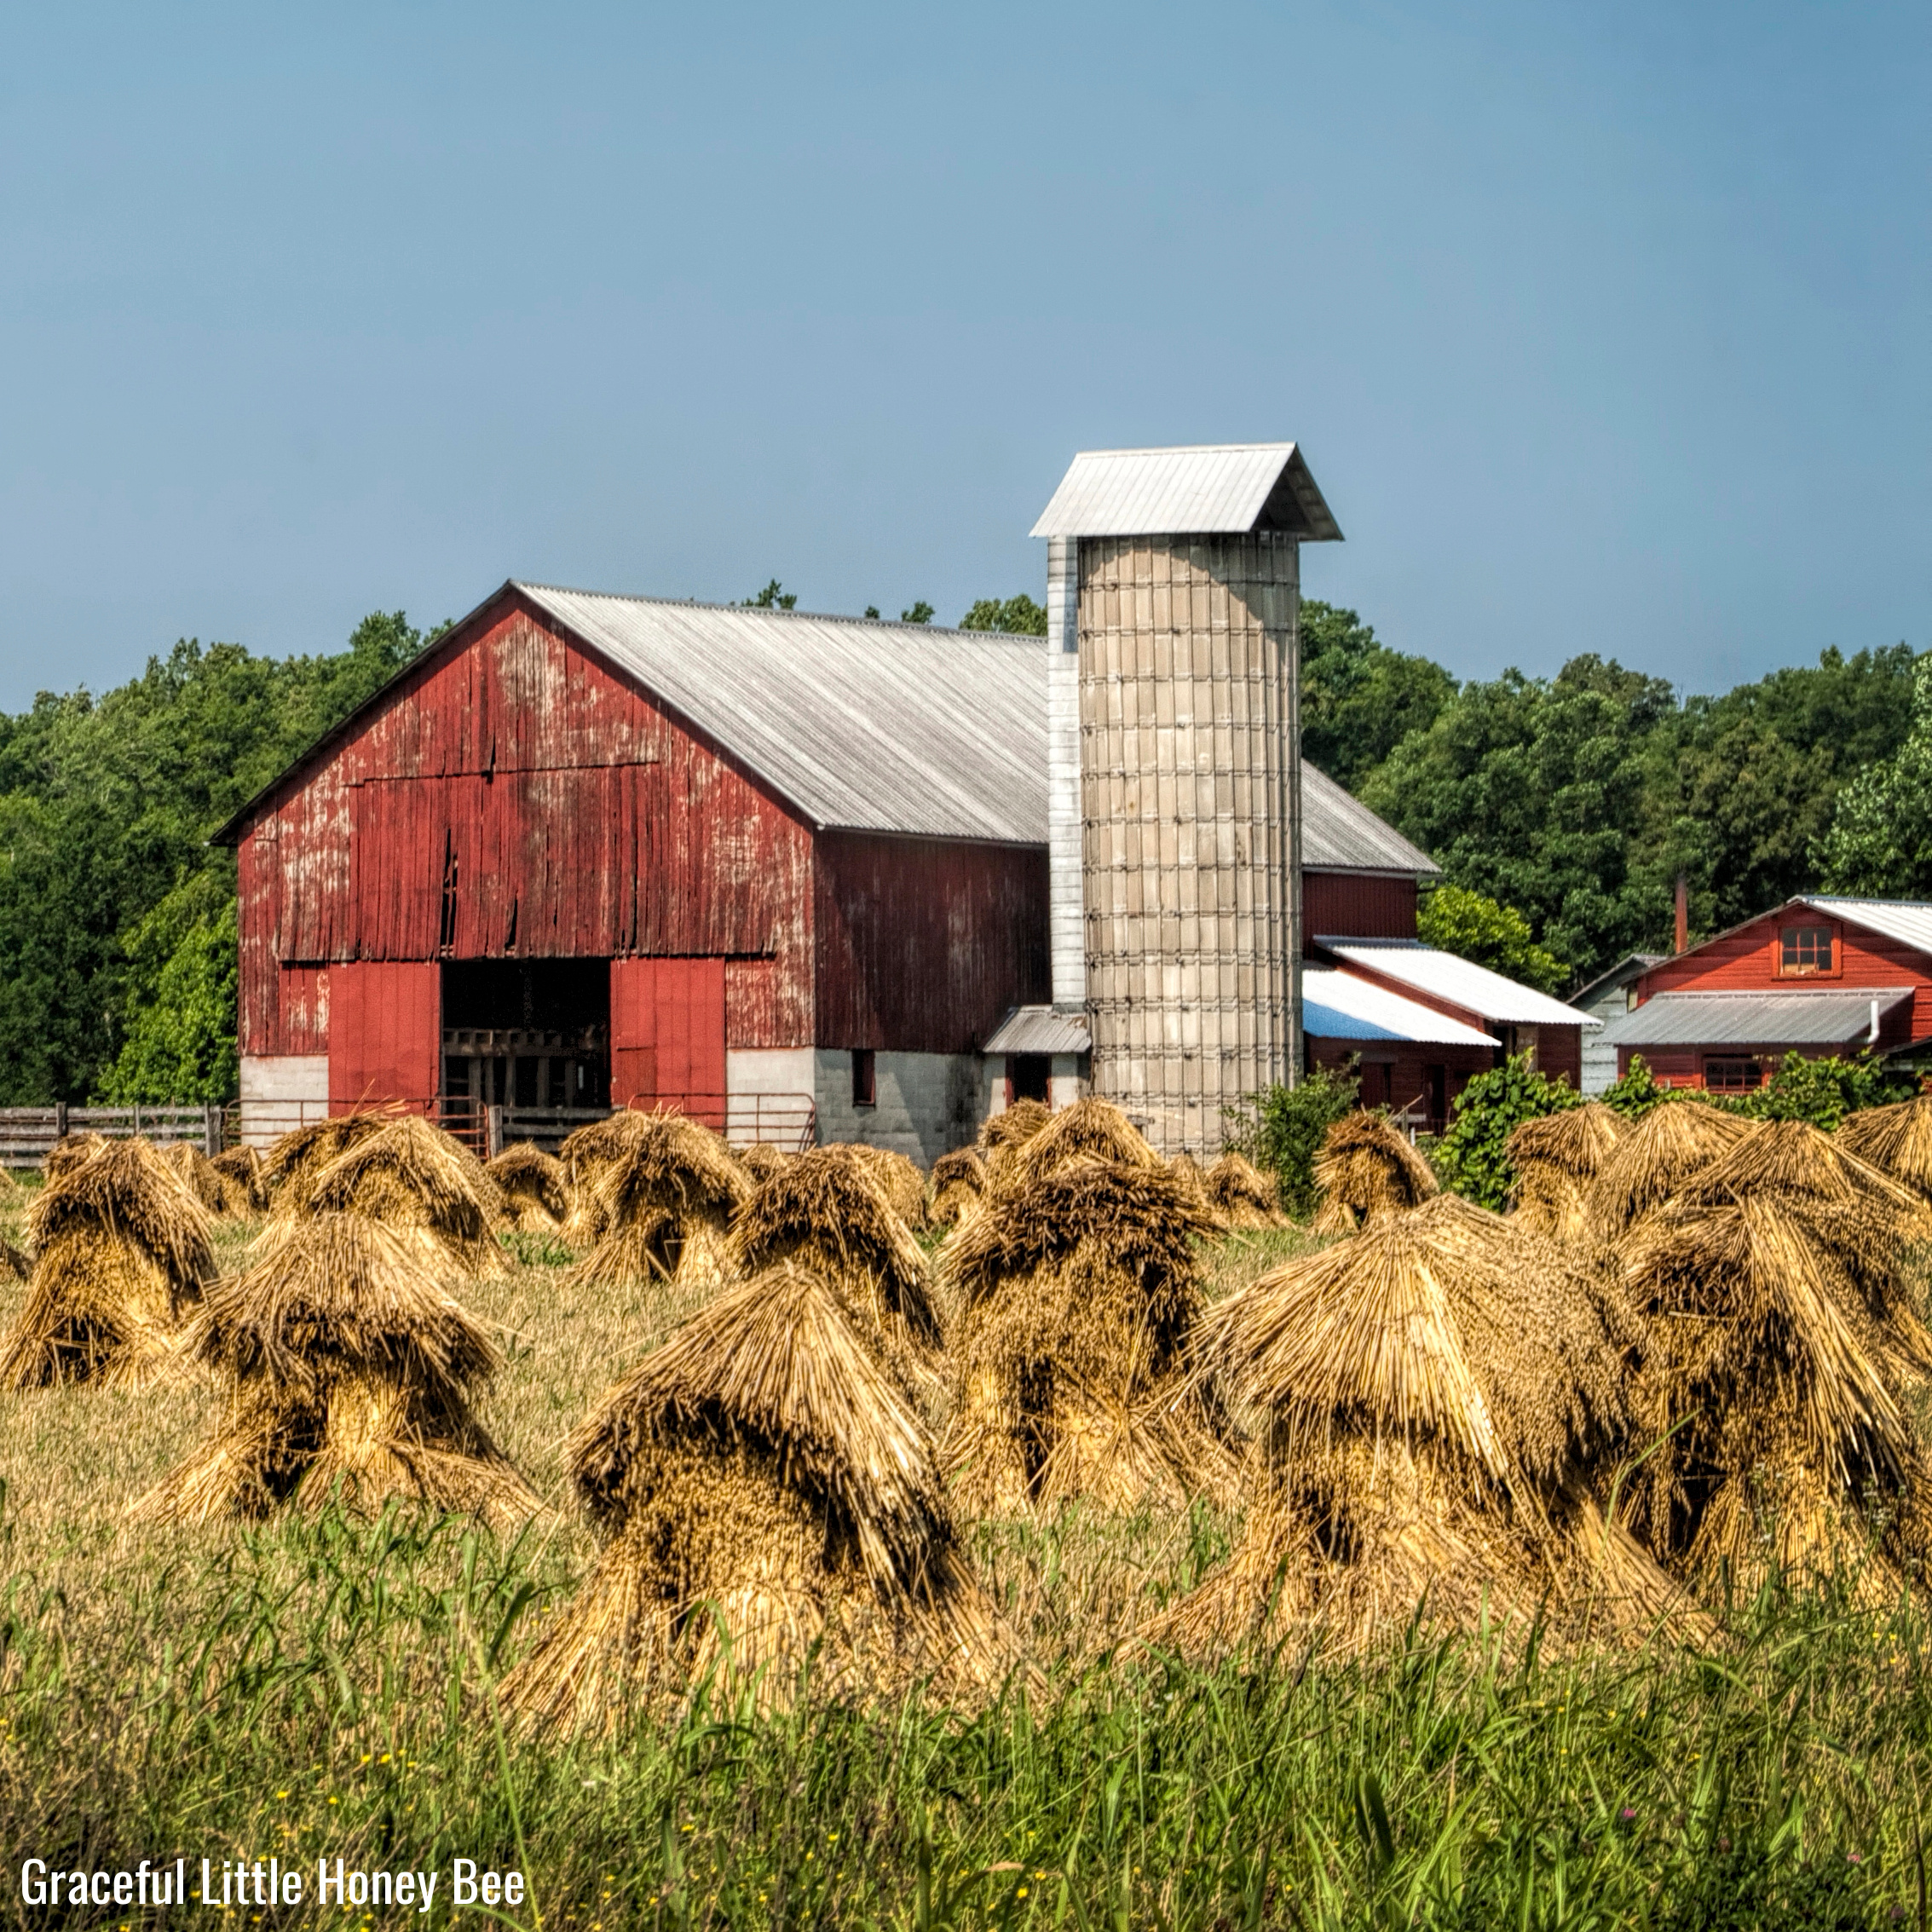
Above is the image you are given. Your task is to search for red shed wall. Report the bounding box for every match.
[236,596,816,1058]
[1304,872,1418,941]
[1638,909,1932,1041]
[813,832,1049,1053]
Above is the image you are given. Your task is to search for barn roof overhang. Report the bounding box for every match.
[1600,986,1915,1049]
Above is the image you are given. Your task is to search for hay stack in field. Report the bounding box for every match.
[0,1241,30,1283]
[1508,1103,1623,1241]
[44,1133,107,1182]
[1168,1152,1221,1227]
[210,1145,271,1214]
[134,1213,535,1526]
[0,1137,213,1387]
[842,1144,930,1231]
[929,1147,987,1231]
[1312,1111,1438,1232]
[1158,1192,1677,1657]
[563,1111,751,1295]
[487,1143,570,1233]
[502,1260,1018,1724]
[997,1096,1161,1193]
[977,1098,1052,1177]
[1617,1178,1932,1591]
[557,1110,655,1245]
[262,1115,389,1216]
[1839,1096,1932,1198]
[726,1149,941,1384]
[940,1158,1234,1514]
[1583,1100,1753,1239]
[162,1139,253,1218]
[739,1142,794,1185]
[1205,1151,1287,1231]
[301,1116,506,1278]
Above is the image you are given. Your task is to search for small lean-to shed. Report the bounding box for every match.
[214,583,1049,1160]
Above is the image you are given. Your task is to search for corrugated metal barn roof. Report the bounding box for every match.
[1599,986,1915,1048]
[1303,765,1438,875]
[1303,966,1498,1047]
[1321,939,1597,1028]
[983,1005,1093,1055]
[517,585,1047,845]
[1800,897,1932,958]
[1030,443,1343,541]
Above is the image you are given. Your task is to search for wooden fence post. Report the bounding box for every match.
[487,1104,505,1161]
[54,1101,67,1143]
[204,1102,221,1156]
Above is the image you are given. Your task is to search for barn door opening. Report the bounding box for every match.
[440,959,610,1111]
[328,962,441,1114]
[610,958,726,1128]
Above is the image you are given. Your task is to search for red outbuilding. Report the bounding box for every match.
[1599,896,1932,1092]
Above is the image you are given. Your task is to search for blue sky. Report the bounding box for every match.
[2,1,1925,709]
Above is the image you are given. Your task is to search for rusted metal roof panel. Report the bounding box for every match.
[515,584,1047,845]
[1030,443,1342,540]
[1600,986,1914,1048]
[1302,764,1439,875]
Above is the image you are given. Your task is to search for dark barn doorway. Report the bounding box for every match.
[441,959,610,1110]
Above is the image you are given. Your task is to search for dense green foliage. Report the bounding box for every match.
[1817,655,1932,897]
[1416,884,1567,995]
[0,613,431,1103]
[3,1501,1927,1929]
[1727,1050,1915,1130]
[1430,1054,1582,1209]
[1225,1061,1360,1217]
[959,593,1048,636]
[1304,600,1921,987]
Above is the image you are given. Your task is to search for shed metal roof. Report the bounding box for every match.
[1302,765,1439,876]
[1320,939,1598,1028]
[1303,966,1498,1047]
[1798,897,1932,958]
[1030,443,1342,542]
[1570,952,1669,1012]
[983,1006,1093,1055]
[1599,986,1914,1049]
[516,584,1047,845]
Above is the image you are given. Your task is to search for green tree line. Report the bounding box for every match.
[0,591,1918,1104]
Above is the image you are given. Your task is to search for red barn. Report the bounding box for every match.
[214,581,1049,1158]
[1600,896,1932,1092]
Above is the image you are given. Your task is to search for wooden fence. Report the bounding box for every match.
[0,1104,224,1169]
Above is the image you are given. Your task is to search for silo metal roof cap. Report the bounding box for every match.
[1030,442,1343,542]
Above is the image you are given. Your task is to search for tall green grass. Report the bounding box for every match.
[2,1494,1928,1929]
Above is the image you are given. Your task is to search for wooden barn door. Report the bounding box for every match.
[610,958,727,1127]
[328,962,441,1113]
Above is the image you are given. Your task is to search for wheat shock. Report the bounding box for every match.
[17,1857,526,1912]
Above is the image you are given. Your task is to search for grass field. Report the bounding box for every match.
[2,1202,1929,1929]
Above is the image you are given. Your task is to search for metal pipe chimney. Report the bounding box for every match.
[1031,444,1343,1156]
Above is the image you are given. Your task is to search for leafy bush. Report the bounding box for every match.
[1724,1050,1912,1131]
[1226,1062,1361,1219]
[1600,1052,1680,1118]
[1433,1053,1579,1208]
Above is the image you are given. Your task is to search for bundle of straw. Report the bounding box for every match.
[563,1111,751,1295]
[260,1116,389,1216]
[0,1138,213,1387]
[210,1145,272,1214]
[1583,1101,1753,1240]
[995,1097,1161,1194]
[487,1143,570,1233]
[299,1116,506,1278]
[1312,1112,1438,1232]
[1839,1095,1932,1198]
[1205,1151,1287,1231]
[133,1213,535,1527]
[976,1099,1053,1179]
[1159,1193,1676,1658]
[738,1142,794,1185]
[940,1158,1234,1514]
[557,1111,655,1246]
[726,1149,941,1387]
[163,1139,254,1219]
[1508,1103,1623,1241]
[929,1147,988,1231]
[501,1260,1018,1725]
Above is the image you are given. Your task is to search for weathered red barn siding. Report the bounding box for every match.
[235,593,816,1057]
[1537,1022,1583,1089]
[813,833,1049,1053]
[328,963,440,1109]
[1304,872,1417,941]
[1638,909,1932,1040]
